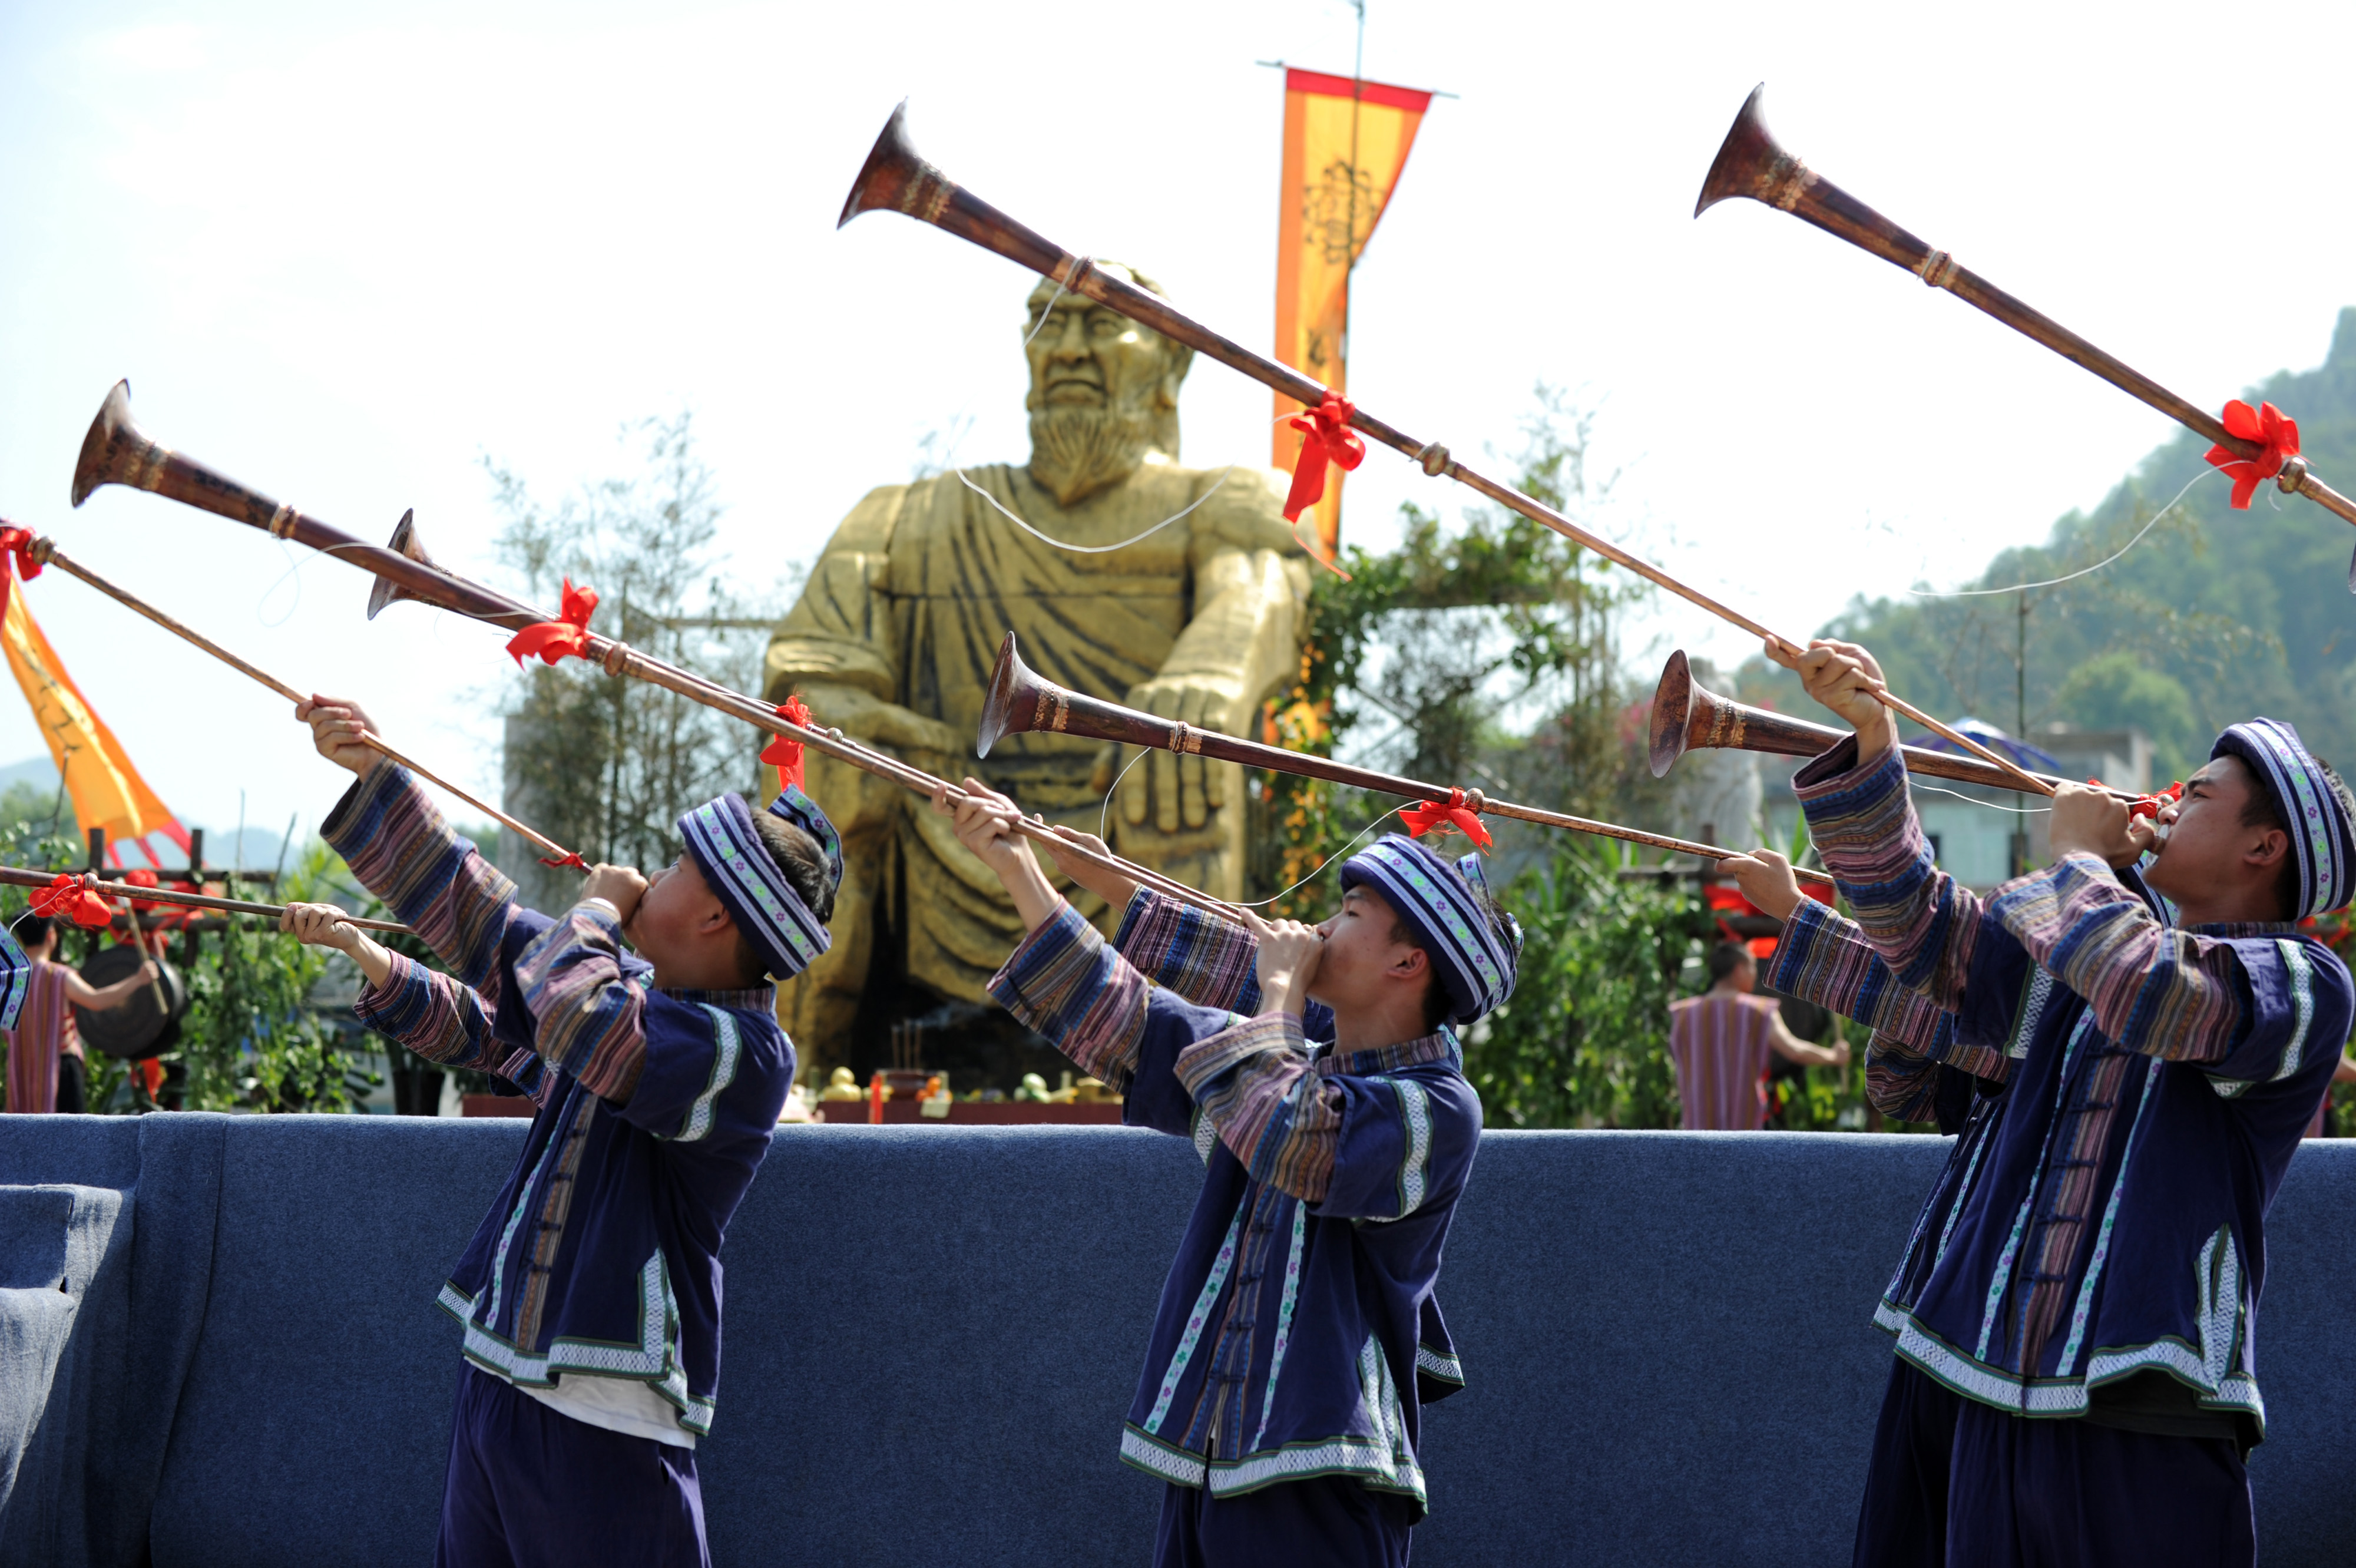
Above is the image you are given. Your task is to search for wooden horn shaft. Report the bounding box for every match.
[1649,650,2139,802]
[841,107,2056,798]
[1696,86,2356,530]
[981,634,1835,886]
[0,866,412,934]
[71,395,1235,917]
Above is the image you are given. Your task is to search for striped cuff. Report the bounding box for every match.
[1112,888,1262,1013]
[1175,1013,1337,1200]
[990,903,1150,1090]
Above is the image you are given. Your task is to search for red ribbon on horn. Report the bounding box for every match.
[505,578,600,666]
[1282,395,1366,524]
[0,525,44,583]
[760,695,813,790]
[31,874,116,929]
[538,851,588,871]
[2205,401,2300,510]
[1399,789,1493,850]
[2129,780,2184,821]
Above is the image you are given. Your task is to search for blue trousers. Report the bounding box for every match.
[1851,1357,2254,1568]
[437,1364,708,1568]
[1156,1477,1416,1568]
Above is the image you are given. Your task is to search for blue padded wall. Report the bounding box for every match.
[1,1116,2351,1566]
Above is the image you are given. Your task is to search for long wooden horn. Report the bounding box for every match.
[70,385,1234,917]
[0,866,411,934]
[1648,650,2137,802]
[21,532,589,869]
[839,104,2055,797]
[1696,84,2356,538]
[981,633,1837,888]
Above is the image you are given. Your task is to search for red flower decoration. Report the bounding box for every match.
[2129,780,2184,821]
[1282,394,1366,523]
[538,851,588,871]
[1399,789,1494,850]
[504,578,601,666]
[761,694,813,790]
[2204,401,2300,510]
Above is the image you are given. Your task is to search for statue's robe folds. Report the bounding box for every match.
[766,460,1308,1051]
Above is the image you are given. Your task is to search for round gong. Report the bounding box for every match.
[74,942,189,1059]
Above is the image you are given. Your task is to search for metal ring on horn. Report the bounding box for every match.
[268,504,299,540]
[600,640,633,678]
[1415,442,1451,477]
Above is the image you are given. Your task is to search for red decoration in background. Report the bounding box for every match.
[2205,400,2300,510]
[504,578,600,666]
[1399,789,1493,849]
[121,866,161,912]
[31,874,114,929]
[1282,394,1366,523]
[760,695,813,790]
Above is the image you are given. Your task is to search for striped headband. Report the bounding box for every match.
[677,792,832,980]
[2212,718,2356,921]
[1339,835,1523,1024]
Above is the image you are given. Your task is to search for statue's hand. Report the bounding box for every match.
[1119,674,1249,835]
[793,682,964,757]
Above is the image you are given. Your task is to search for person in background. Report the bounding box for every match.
[1,912,160,1114]
[1669,940,1848,1130]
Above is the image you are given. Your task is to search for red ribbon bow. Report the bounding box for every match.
[1399,789,1494,850]
[538,851,588,871]
[2204,401,2300,510]
[2129,780,2184,821]
[1282,395,1366,524]
[505,578,600,667]
[30,874,115,929]
[0,524,43,583]
[760,694,813,790]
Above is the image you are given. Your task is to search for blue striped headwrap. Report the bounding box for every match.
[1339,834,1523,1024]
[2212,717,2356,920]
[676,788,840,980]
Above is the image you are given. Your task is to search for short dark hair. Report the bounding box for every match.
[1707,941,1755,984]
[730,809,839,984]
[2233,754,2354,922]
[9,911,52,950]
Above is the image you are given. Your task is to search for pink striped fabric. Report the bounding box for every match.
[4,961,80,1115]
[1667,993,1781,1130]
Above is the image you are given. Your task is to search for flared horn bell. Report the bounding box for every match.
[368,510,435,620]
[1693,84,1796,217]
[838,100,953,230]
[1648,650,1697,778]
[977,631,1044,758]
[71,380,166,507]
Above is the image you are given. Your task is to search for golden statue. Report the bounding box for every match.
[766,264,1311,1058]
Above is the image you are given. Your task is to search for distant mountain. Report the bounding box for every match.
[0,755,289,868]
[1736,307,2356,786]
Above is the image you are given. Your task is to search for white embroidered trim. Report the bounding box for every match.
[668,1004,740,1143]
[1144,1206,1243,1435]
[1391,1079,1432,1216]
[2274,940,2314,1081]
[1415,1344,1464,1385]
[1250,1202,1309,1451]
[1192,1107,1220,1166]
[1120,1425,1206,1486]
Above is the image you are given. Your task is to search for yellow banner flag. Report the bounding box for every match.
[0,577,187,865]
[1273,67,1433,557]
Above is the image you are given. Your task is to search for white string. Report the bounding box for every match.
[1022,257,1091,349]
[1905,468,2211,598]
[1099,745,1147,841]
[1910,781,2051,814]
[954,464,1233,555]
[1234,808,1405,909]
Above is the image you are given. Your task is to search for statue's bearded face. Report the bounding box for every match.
[1024,267,1189,507]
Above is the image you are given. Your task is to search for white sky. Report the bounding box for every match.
[5,0,2353,846]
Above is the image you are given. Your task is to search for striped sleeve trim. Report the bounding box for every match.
[353,952,497,1069]
[515,905,648,1101]
[322,763,517,994]
[1174,1013,1340,1202]
[1991,854,2242,1066]
[1112,888,1263,1013]
[1794,740,1982,1010]
[989,903,1149,1091]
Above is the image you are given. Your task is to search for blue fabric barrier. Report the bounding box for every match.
[0,1116,2350,1566]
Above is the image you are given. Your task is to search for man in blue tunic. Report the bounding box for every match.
[935,778,1516,1568]
[1750,638,2355,1567]
[281,697,841,1567]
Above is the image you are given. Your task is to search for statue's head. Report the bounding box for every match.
[1023,262,1193,506]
